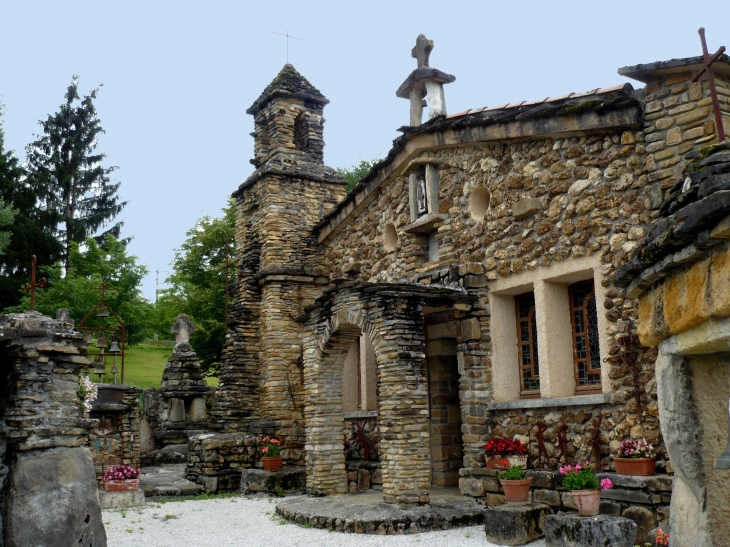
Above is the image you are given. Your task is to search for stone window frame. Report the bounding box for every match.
[489,253,611,403]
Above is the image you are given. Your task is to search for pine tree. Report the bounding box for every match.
[0,100,62,310]
[26,77,127,270]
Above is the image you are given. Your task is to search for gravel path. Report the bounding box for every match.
[103,494,546,547]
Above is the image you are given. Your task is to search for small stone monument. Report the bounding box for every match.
[396,34,456,126]
[171,314,195,346]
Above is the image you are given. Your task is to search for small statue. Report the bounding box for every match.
[556,417,570,466]
[590,415,603,471]
[171,314,195,345]
[534,421,550,470]
[416,178,428,215]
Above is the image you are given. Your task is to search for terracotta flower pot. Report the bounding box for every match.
[571,489,601,516]
[103,479,140,492]
[485,455,505,469]
[500,478,532,506]
[614,457,655,476]
[261,456,283,472]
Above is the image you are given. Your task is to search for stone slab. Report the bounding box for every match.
[99,489,146,510]
[276,487,483,534]
[240,467,306,494]
[545,514,637,547]
[140,464,203,497]
[484,503,551,546]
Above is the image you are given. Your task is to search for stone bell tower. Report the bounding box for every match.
[211,64,347,466]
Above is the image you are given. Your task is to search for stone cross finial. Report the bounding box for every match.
[171,314,195,345]
[412,34,434,68]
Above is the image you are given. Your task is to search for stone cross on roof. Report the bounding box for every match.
[171,314,195,345]
[412,34,434,68]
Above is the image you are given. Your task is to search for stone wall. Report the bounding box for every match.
[89,384,142,486]
[461,468,670,545]
[186,432,256,492]
[0,311,106,546]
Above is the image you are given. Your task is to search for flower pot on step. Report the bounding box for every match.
[500,477,532,506]
[261,456,283,472]
[571,489,601,516]
[613,457,655,476]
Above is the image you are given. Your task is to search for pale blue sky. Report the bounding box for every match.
[1,0,727,300]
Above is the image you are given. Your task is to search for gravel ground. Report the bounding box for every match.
[103,494,546,547]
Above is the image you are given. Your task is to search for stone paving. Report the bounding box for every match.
[275,486,484,534]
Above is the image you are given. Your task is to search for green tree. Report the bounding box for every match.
[26,77,127,270]
[5,235,153,345]
[0,200,16,256]
[337,158,379,192]
[155,200,235,376]
[0,100,62,309]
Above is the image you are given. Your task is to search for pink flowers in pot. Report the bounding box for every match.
[256,435,281,458]
[618,439,657,459]
[103,465,140,481]
[559,461,614,491]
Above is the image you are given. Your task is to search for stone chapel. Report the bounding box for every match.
[198,37,730,544]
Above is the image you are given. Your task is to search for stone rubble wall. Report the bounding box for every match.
[461,468,670,545]
[186,432,256,492]
[88,385,142,486]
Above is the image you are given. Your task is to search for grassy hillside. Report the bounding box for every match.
[88,343,218,389]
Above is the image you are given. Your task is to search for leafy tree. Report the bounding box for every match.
[337,159,379,192]
[0,100,62,309]
[5,235,153,345]
[25,77,127,270]
[155,200,235,376]
[0,200,16,256]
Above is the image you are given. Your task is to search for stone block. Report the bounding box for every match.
[622,506,656,545]
[486,493,506,506]
[189,397,207,422]
[168,398,185,422]
[545,514,638,547]
[459,477,484,497]
[528,470,554,489]
[600,488,652,504]
[460,318,481,342]
[6,447,106,547]
[484,503,551,546]
[240,467,306,494]
[512,198,542,220]
[358,469,371,490]
[599,500,621,516]
[533,488,561,506]
[196,476,219,493]
[99,489,145,510]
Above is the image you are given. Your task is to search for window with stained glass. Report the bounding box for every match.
[569,280,601,391]
[515,292,540,396]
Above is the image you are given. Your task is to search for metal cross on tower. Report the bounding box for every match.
[271,30,303,64]
[691,27,727,142]
[23,255,47,311]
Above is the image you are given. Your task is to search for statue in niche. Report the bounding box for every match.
[416,178,428,215]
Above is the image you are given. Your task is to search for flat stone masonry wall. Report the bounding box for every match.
[89,384,142,486]
[186,432,255,492]
[462,468,670,544]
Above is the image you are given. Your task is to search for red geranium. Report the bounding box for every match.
[484,437,528,456]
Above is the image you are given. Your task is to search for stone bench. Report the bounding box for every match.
[484,503,551,546]
[545,514,637,547]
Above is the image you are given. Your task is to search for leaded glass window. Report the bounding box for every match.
[515,292,540,396]
[569,280,601,390]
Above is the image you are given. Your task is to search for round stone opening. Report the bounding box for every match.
[469,186,490,220]
[383,222,398,252]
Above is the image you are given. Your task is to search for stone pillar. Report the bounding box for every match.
[0,311,106,546]
[424,80,447,119]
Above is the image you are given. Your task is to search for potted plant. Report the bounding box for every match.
[484,437,528,469]
[103,465,140,492]
[560,462,613,516]
[257,436,283,471]
[499,463,532,506]
[614,440,657,476]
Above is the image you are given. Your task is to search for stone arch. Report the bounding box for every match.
[303,287,433,504]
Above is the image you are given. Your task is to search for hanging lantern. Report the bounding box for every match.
[97,306,110,318]
[95,336,107,349]
[108,340,121,353]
